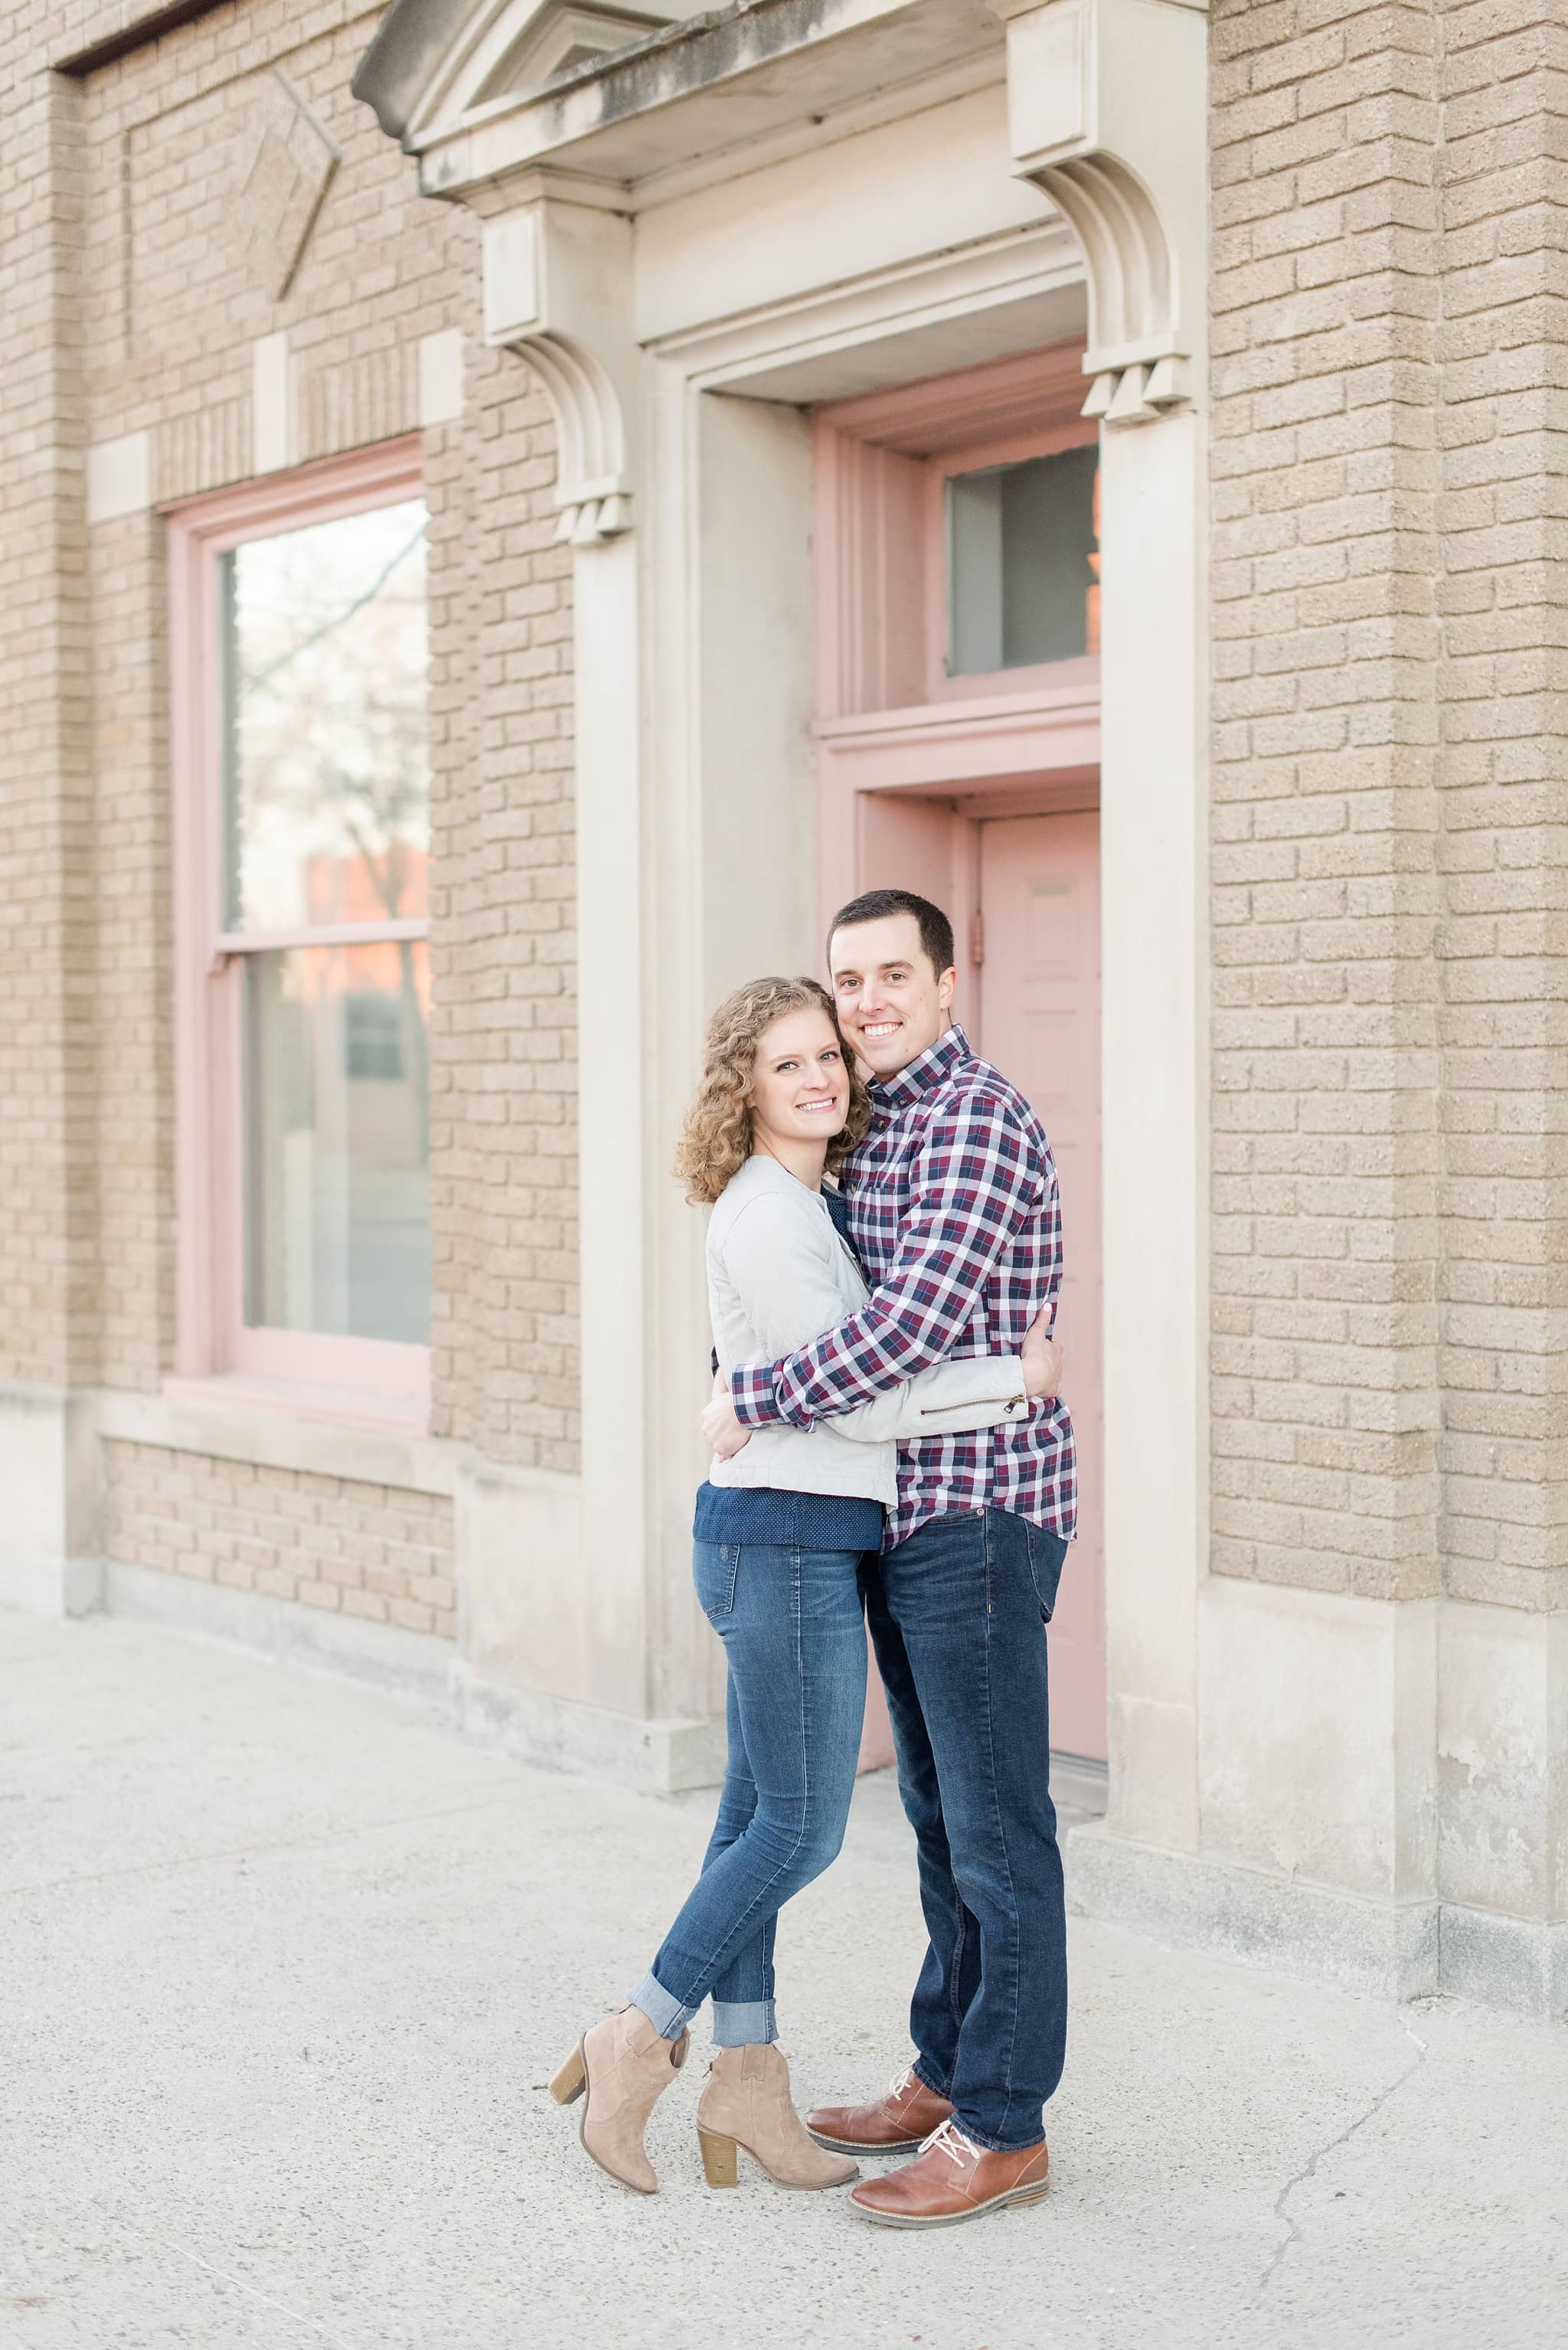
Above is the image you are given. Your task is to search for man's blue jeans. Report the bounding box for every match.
[865,1508,1070,2151]
[631,1540,868,2046]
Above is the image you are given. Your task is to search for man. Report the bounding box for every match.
[702,886,1076,2229]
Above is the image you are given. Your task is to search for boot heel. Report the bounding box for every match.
[697,2129,739,2188]
[548,2044,586,2106]
[1008,2183,1050,2208]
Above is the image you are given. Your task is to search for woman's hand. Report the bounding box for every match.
[702,1371,753,1462]
[1021,1306,1063,1401]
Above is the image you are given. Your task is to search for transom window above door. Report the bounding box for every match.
[946,444,1099,677]
[812,343,1102,721]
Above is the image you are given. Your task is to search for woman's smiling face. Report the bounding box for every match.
[750,1006,851,1152]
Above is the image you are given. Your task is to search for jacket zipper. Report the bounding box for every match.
[920,1394,1024,1415]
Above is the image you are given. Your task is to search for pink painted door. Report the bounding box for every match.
[978,810,1105,1760]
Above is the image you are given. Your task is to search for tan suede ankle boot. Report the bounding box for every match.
[549,2008,689,2194]
[696,2045,860,2190]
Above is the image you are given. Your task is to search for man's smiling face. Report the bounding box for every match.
[828,911,956,1080]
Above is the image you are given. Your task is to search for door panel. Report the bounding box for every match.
[854,793,969,1027]
[978,809,1105,1760]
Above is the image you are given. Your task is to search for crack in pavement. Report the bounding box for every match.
[153,2239,362,2349]
[1253,2012,1430,2301]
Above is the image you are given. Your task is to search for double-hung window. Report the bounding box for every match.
[169,441,431,1423]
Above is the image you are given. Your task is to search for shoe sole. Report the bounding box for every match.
[808,2129,927,2156]
[850,2181,1050,2228]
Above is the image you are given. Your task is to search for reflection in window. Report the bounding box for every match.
[220,497,431,1347]
[345,990,405,1083]
[946,445,1099,675]
[221,500,430,934]
[244,943,430,1345]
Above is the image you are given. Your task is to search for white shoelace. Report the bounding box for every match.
[919,2116,983,2169]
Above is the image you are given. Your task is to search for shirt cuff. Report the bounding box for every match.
[730,1361,782,1429]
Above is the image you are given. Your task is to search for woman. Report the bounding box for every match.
[550,976,1057,2195]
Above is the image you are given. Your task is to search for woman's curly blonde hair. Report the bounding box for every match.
[675,975,872,1206]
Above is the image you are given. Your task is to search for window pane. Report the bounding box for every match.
[243,940,430,1344]
[946,445,1099,674]
[222,499,429,933]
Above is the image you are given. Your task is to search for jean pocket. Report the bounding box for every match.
[1024,1525,1068,1623]
[693,1540,742,1621]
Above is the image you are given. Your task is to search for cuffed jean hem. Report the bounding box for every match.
[711,1999,777,2048]
[628,1970,697,2043]
[910,2060,1045,2151]
[950,2116,1049,2155]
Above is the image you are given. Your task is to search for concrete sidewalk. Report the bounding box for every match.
[3,1610,1565,2350]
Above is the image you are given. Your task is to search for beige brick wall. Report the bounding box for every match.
[0,1,580,1471]
[0,61,98,1391]
[1210,0,1568,1612]
[1429,0,1568,1612]
[25,0,1563,1620]
[102,1438,456,1635]
[423,348,579,1470]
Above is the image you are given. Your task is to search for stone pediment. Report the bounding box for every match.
[354,0,1204,436]
[354,0,1005,172]
[356,0,703,145]
[472,1,677,107]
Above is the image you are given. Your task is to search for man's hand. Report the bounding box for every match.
[702,1371,752,1462]
[1021,1305,1063,1402]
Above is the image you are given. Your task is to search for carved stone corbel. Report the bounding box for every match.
[989,0,1207,426]
[479,192,636,541]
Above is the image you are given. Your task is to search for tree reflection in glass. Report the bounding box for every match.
[222,499,431,1345]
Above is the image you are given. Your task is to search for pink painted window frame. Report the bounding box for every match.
[812,343,1101,724]
[166,437,431,1431]
[922,418,1100,704]
[811,345,1103,928]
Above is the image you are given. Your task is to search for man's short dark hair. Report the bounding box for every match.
[828,888,956,980]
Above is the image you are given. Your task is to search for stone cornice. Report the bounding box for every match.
[366,0,1004,197]
[54,0,240,77]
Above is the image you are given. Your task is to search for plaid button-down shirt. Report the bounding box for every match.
[730,1023,1077,1550]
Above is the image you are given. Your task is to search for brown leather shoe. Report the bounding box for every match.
[848,2117,1049,2227]
[806,2064,954,2154]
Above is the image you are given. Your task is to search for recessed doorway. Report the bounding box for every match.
[975,806,1105,1763]
[811,342,1108,1780]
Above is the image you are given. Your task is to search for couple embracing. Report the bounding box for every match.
[552,887,1076,2231]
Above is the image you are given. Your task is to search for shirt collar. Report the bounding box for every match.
[871,1021,972,1113]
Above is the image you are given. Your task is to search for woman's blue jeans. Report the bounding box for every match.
[630,1540,868,2046]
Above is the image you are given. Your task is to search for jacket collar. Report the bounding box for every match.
[730,1149,827,1202]
[871,1021,972,1113]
